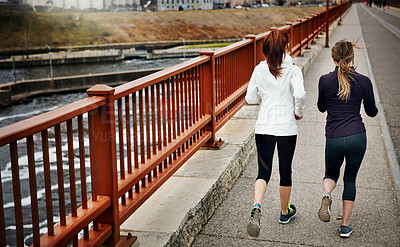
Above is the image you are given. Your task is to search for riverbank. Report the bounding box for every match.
[0,6,323,52]
[0,38,239,68]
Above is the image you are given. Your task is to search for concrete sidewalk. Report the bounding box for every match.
[192,4,400,247]
[119,4,399,247]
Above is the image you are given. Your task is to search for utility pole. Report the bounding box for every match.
[325,0,329,48]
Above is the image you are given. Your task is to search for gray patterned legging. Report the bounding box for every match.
[324,131,367,201]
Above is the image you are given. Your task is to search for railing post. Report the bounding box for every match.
[86,84,120,245]
[305,17,311,49]
[245,34,257,67]
[199,50,220,147]
[296,19,303,56]
[325,0,330,48]
[339,0,343,25]
[286,22,294,56]
[310,15,317,43]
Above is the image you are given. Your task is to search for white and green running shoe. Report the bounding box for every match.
[247,206,261,237]
[279,203,297,224]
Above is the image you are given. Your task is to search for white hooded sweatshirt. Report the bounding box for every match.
[245,54,306,136]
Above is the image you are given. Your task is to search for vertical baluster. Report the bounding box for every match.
[182,71,188,151]
[125,95,134,203]
[77,116,89,240]
[41,130,54,236]
[176,75,181,137]
[222,56,226,104]
[224,55,227,105]
[88,111,97,202]
[67,120,78,217]
[156,83,163,173]
[221,56,224,104]
[27,135,40,246]
[185,71,190,132]
[78,116,87,208]
[148,170,152,183]
[218,57,222,105]
[233,52,237,96]
[72,236,78,247]
[220,58,223,105]
[145,87,151,159]
[188,69,193,128]
[156,83,162,151]
[0,171,5,246]
[162,80,167,147]
[118,99,125,180]
[55,124,66,226]
[139,90,146,188]
[151,85,158,178]
[171,77,176,140]
[215,59,219,106]
[167,78,172,143]
[184,70,190,148]
[117,98,126,204]
[176,75,182,157]
[190,69,196,143]
[195,66,199,122]
[125,96,132,174]
[221,57,224,105]
[10,142,23,246]
[132,92,139,170]
[180,72,185,133]
[139,90,145,164]
[151,85,156,155]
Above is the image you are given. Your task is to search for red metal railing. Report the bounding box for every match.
[0,2,350,246]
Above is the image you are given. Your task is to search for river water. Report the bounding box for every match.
[0,57,187,246]
[0,57,187,85]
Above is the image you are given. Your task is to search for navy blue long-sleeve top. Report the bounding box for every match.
[317,67,378,138]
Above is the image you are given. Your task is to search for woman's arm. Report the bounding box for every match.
[317,77,327,113]
[245,70,261,104]
[291,66,306,118]
[363,78,378,117]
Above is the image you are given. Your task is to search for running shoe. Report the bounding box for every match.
[279,204,297,224]
[339,225,352,238]
[247,206,261,237]
[318,194,332,222]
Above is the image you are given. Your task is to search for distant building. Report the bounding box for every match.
[21,0,142,11]
[157,0,213,11]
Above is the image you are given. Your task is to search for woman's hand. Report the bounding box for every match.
[294,114,303,120]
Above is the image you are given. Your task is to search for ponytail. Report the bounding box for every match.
[331,40,359,100]
[262,29,289,79]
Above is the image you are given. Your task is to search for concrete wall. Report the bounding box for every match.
[0,68,162,107]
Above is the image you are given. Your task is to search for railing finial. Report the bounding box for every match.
[87,84,115,96]
[245,34,256,40]
[199,49,215,56]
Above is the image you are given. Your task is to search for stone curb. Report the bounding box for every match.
[165,133,256,247]
[162,15,345,247]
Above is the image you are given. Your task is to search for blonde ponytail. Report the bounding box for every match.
[331,40,359,101]
[337,58,352,100]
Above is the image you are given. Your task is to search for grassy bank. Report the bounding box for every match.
[0,6,323,51]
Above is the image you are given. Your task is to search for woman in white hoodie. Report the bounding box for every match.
[245,29,306,237]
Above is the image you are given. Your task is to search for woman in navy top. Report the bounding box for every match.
[317,40,378,238]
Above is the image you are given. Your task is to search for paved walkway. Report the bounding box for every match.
[192,4,400,247]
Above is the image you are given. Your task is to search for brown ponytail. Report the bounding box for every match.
[262,29,289,79]
[331,40,359,100]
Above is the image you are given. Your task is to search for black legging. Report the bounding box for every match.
[324,131,367,201]
[255,134,297,186]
